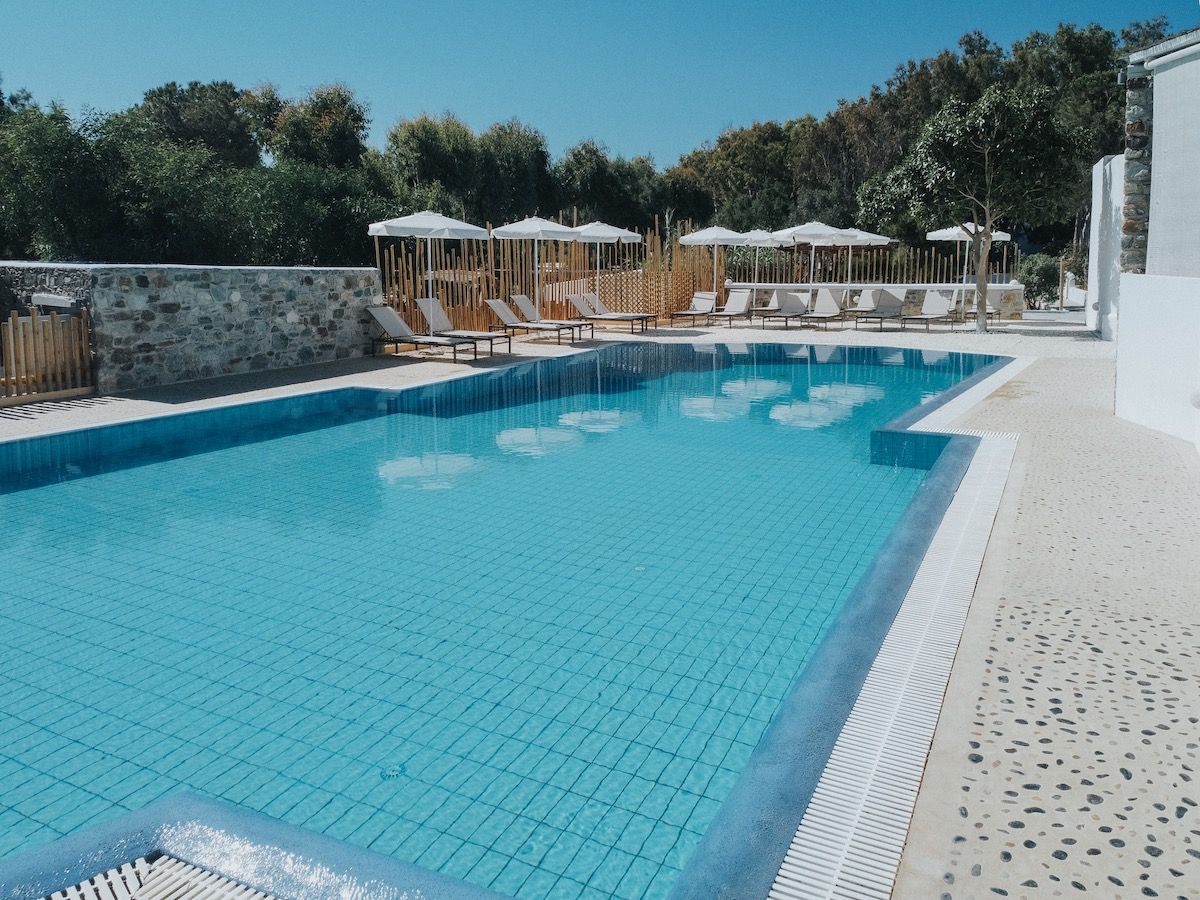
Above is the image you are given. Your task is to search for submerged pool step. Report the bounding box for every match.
[45,854,275,900]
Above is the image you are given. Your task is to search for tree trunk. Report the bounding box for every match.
[974,231,993,334]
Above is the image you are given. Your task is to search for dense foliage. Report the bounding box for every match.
[0,17,1169,265]
[1018,253,1064,306]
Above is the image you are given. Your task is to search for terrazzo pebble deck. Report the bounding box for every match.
[894,357,1200,899]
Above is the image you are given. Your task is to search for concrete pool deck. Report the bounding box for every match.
[4,318,1195,898]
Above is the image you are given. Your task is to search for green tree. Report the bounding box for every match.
[859,86,1085,331]
[384,113,480,213]
[270,84,369,169]
[127,80,261,166]
[552,140,661,229]
[694,121,794,229]
[0,104,115,259]
[475,120,554,223]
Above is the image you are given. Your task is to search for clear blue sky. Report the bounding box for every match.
[2,0,1195,165]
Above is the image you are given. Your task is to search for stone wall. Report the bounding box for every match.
[0,263,382,394]
[1121,64,1153,274]
[0,262,92,318]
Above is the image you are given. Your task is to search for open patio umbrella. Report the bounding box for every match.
[572,221,642,299]
[837,228,892,283]
[368,210,488,299]
[679,226,747,293]
[927,223,1012,290]
[492,216,579,313]
[770,221,846,286]
[741,229,787,289]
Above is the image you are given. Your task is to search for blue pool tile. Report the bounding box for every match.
[0,343,993,898]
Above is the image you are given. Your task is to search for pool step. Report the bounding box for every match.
[45,854,275,900]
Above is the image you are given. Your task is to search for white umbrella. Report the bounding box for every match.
[680,226,747,293]
[741,229,786,293]
[837,228,892,283]
[492,216,579,313]
[368,210,488,298]
[927,223,1011,290]
[771,221,846,286]
[572,221,642,299]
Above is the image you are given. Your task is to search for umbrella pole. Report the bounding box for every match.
[534,239,541,314]
[753,246,760,308]
[712,243,718,294]
[425,236,434,299]
[595,243,601,298]
[809,244,815,287]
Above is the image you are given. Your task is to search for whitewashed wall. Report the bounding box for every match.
[1116,273,1200,453]
[1145,49,1200,277]
[1087,155,1124,340]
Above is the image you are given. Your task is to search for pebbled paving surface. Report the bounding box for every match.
[893,357,1200,899]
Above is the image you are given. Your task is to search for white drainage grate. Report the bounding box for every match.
[768,434,1017,900]
[46,854,275,900]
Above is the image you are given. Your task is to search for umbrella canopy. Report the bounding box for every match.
[839,228,892,246]
[492,216,579,311]
[771,221,846,245]
[771,221,848,285]
[367,210,488,298]
[836,228,892,283]
[926,223,1012,242]
[680,226,747,292]
[679,225,748,246]
[928,224,1012,289]
[368,210,488,240]
[572,221,642,297]
[740,230,786,287]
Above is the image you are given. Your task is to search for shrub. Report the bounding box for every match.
[1018,253,1060,307]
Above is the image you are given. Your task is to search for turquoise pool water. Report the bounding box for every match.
[0,343,993,899]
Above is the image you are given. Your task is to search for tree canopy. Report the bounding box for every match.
[858,85,1086,330]
[0,16,1171,266]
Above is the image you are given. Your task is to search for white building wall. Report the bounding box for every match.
[1116,274,1200,453]
[1145,50,1200,277]
[1086,155,1123,340]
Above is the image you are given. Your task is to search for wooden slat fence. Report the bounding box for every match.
[0,309,94,407]
[377,224,709,329]
[724,243,1019,286]
[375,225,1019,332]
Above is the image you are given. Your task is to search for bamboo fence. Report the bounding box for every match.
[723,243,1019,286]
[376,223,712,331]
[0,309,94,407]
[375,226,1019,331]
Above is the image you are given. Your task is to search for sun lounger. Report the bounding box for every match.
[366,305,480,360]
[800,289,843,329]
[962,291,1000,322]
[670,291,717,326]
[415,297,512,355]
[760,291,810,328]
[567,294,649,333]
[708,289,753,327]
[902,289,954,331]
[510,294,595,340]
[583,292,656,328]
[484,298,576,344]
[854,289,906,331]
[846,289,878,317]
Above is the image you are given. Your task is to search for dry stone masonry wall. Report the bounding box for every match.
[0,262,93,318]
[1122,64,1153,274]
[0,263,382,393]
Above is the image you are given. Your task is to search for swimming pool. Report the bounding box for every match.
[0,342,999,899]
